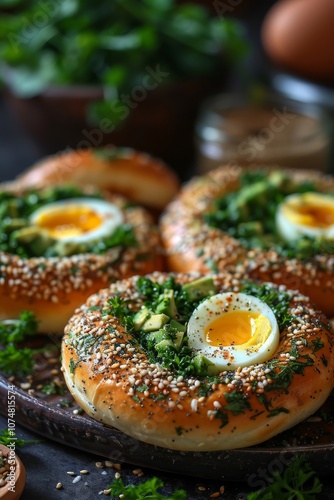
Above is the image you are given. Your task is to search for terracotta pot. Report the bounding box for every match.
[0,444,26,500]
[3,77,224,179]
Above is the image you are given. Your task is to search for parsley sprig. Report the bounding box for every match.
[107,456,322,500]
[241,282,294,330]
[0,186,137,258]
[0,311,40,375]
[247,454,322,499]
[0,310,38,344]
[0,429,39,447]
[108,476,186,499]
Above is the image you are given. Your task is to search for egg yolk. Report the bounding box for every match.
[205,310,272,350]
[34,206,103,238]
[283,193,334,228]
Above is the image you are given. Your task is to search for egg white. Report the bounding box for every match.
[30,198,124,243]
[276,192,334,242]
[187,292,279,372]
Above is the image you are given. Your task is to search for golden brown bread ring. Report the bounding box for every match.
[4,147,180,212]
[0,191,164,334]
[61,271,334,451]
[160,165,334,317]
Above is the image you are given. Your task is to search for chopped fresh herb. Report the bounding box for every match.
[0,429,40,447]
[106,296,135,333]
[69,358,79,374]
[0,311,40,375]
[268,407,290,418]
[214,409,229,428]
[108,476,187,499]
[0,0,246,129]
[41,381,66,396]
[320,354,328,367]
[0,310,38,343]
[246,454,322,499]
[224,390,251,416]
[134,384,149,394]
[88,224,137,254]
[0,344,36,375]
[87,305,101,313]
[70,265,79,276]
[175,426,183,436]
[149,394,167,402]
[266,354,314,393]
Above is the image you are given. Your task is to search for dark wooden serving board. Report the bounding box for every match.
[0,336,333,481]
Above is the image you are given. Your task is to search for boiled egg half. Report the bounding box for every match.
[276,192,334,242]
[30,198,124,243]
[187,292,279,372]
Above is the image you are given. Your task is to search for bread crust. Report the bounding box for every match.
[61,271,334,451]
[6,147,180,212]
[160,165,334,316]
[0,190,164,333]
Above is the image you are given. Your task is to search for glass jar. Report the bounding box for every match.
[195,91,332,174]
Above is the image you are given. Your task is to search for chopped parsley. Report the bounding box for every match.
[105,296,135,333]
[204,170,334,260]
[266,353,314,393]
[241,282,295,330]
[0,311,40,375]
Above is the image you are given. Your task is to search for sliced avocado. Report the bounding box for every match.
[6,199,20,218]
[11,227,53,256]
[268,170,289,188]
[155,289,179,319]
[172,331,184,351]
[193,354,217,376]
[183,276,215,301]
[231,180,268,217]
[155,339,175,352]
[141,313,170,332]
[133,306,152,331]
[12,226,43,244]
[170,319,186,333]
[51,240,86,257]
[2,218,27,233]
[237,221,263,238]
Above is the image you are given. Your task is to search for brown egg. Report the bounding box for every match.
[262,0,334,81]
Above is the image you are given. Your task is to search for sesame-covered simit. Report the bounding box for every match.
[160,165,334,316]
[61,271,334,451]
[0,186,164,333]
